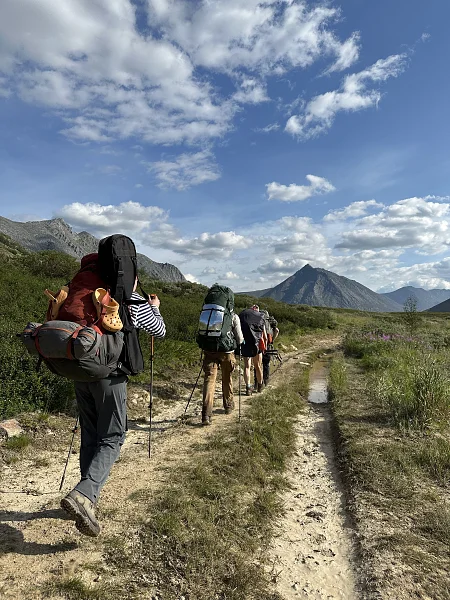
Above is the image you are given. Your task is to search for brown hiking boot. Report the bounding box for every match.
[202,416,212,426]
[245,386,252,396]
[257,382,265,393]
[61,490,101,537]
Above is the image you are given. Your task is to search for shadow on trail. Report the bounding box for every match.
[0,508,78,556]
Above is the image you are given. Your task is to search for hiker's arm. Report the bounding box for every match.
[129,293,166,338]
[232,314,244,346]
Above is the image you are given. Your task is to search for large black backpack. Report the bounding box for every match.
[197,284,237,353]
[98,234,147,376]
[239,308,265,351]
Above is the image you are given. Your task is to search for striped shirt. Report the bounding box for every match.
[128,292,166,339]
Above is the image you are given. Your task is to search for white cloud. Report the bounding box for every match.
[324,200,384,222]
[184,273,199,283]
[254,123,280,134]
[266,174,335,202]
[145,150,220,190]
[336,197,450,254]
[202,267,218,275]
[0,0,362,146]
[286,53,407,139]
[135,183,143,189]
[57,201,167,236]
[256,257,309,276]
[149,226,252,259]
[222,271,240,280]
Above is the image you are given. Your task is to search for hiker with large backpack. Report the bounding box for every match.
[20,235,165,537]
[260,310,279,386]
[196,284,243,426]
[239,304,266,395]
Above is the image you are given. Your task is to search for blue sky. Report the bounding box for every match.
[1,0,450,292]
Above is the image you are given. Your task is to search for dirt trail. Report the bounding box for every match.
[0,335,353,599]
[268,360,358,599]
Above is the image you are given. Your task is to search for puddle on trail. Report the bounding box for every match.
[308,359,330,404]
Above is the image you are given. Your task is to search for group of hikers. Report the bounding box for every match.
[20,235,279,538]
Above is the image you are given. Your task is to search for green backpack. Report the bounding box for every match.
[197,284,237,353]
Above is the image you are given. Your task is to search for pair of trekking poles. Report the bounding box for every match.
[184,348,243,422]
[59,336,156,491]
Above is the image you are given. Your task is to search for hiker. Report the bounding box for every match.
[261,310,279,386]
[44,235,165,537]
[197,284,243,426]
[239,304,265,395]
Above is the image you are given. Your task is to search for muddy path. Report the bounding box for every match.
[0,335,349,599]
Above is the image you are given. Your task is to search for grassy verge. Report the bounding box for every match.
[328,323,450,600]
[48,366,310,600]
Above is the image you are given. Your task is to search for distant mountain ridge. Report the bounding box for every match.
[382,286,450,311]
[243,264,402,312]
[0,216,185,283]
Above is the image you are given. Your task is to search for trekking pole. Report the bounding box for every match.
[59,416,79,492]
[184,356,203,415]
[148,336,154,459]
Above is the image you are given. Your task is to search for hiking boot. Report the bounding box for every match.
[224,407,233,415]
[257,382,265,393]
[245,386,253,396]
[202,417,212,426]
[61,490,101,538]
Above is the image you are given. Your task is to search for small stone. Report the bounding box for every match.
[0,419,24,441]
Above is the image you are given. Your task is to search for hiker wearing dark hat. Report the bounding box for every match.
[239,305,265,395]
[59,236,166,537]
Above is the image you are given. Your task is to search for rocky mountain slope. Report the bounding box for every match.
[426,297,450,312]
[0,216,185,282]
[382,286,450,311]
[244,264,402,312]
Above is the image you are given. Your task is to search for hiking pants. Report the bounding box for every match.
[202,351,235,419]
[73,375,127,504]
[262,352,271,384]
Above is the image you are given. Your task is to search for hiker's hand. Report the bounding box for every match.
[149,294,160,308]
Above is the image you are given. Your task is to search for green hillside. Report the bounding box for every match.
[0,236,336,419]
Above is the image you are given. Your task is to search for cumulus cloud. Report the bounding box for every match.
[149,226,252,259]
[256,257,309,276]
[0,0,362,146]
[145,150,221,190]
[184,273,200,283]
[324,200,384,222]
[286,53,407,139]
[222,271,240,280]
[336,197,450,254]
[57,201,167,236]
[266,174,335,202]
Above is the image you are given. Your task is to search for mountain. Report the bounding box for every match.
[427,298,450,312]
[0,216,185,282]
[244,264,402,312]
[382,286,450,311]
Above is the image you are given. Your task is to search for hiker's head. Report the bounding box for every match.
[251,304,260,311]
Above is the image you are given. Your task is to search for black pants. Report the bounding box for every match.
[254,353,271,385]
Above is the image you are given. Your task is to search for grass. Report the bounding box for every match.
[4,434,32,451]
[45,577,109,600]
[328,315,450,599]
[102,369,310,600]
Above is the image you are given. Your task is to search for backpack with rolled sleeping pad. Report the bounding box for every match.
[197,284,237,353]
[19,235,148,381]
